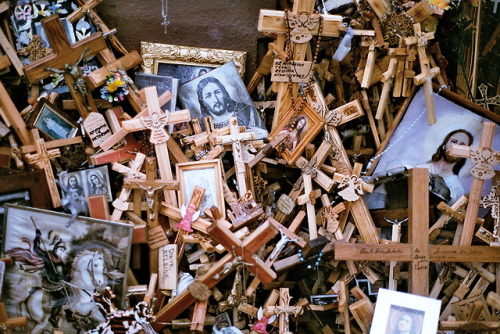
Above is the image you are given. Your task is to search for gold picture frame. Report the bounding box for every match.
[176,159,225,219]
[140,42,247,84]
[269,98,325,165]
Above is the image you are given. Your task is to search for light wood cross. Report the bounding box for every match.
[66,0,144,112]
[266,288,303,334]
[122,87,191,205]
[23,15,108,118]
[449,121,498,245]
[258,0,343,128]
[213,116,255,197]
[152,210,278,331]
[335,168,500,296]
[404,23,440,125]
[375,50,398,120]
[0,302,27,334]
[23,129,62,207]
[111,152,147,222]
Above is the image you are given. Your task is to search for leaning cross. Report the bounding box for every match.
[122,86,191,205]
[266,288,303,334]
[449,121,498,245]
[152,209,278,331]
[0,82,32,145]
[334,168,500,296]
[22,14,107,118]
[258,0,343,127]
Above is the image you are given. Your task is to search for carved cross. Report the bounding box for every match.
[404,23,440,124]
[23,15,108,118]
[23,129,62,207]
[449,121,498,245]
[122,87,191,205]
[334,168,500,296]
[258,0,343,127]
[475,83,500,111]
[266,288,303,334]
[152,211,278,331]
[481,178,499,245]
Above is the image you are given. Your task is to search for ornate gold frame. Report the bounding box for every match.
[140,42,247,79]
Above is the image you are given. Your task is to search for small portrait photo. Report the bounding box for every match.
[176,159,225,218]
[281,114,308,152]
[30,99,78,141]
[178,62,268,139]
[85,165,112,202]
[385,305,424,334]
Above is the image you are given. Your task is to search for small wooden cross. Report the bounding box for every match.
[404,23,440,125]
[152,210,278,331]
[0,303,27,334]
[23,129,61,207]
[375,50,398,120]
[23,15,108,118]
[110,152,147,222]
[122,87,191,205]
[449,121,498,245]
[266,288,303,334]
[213,116,255,197]
[475,83,500,111]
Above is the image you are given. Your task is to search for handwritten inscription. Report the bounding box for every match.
[159,244,177,290]
[431,247,485,261]
[271,59,314,83]
[359,247,404,255]
[147,225,170,250]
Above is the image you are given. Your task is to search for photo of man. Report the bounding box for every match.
[178,62,268,139]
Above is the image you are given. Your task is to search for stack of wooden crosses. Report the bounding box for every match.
[0,0,498,333]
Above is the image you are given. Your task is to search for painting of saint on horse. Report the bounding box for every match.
[1,205,132,333]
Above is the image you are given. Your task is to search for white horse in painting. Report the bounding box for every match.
[24,250,107,333]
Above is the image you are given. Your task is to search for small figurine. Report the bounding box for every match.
[252,307,276,334]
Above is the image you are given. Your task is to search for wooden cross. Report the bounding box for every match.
[266,288,303,334]
[481,177,499,245]
[449,121,498,245]
[475,83,500,110]
[23,15,108,118]
[0,303,27,334]
[375,50,398,120]
[404,23,440,125]
[152,210,278,331]
[0,82,31,145]
[334,168,500,296]
[0,4,23,76]
[258,0,343,127]
[110,152,147,221]
[296,173,321,239]
[213,116,255,197]
[23,129,61,207]
[121,87,191,205]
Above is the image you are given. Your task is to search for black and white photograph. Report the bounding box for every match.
[31,99,78,141]
[178,62,268,139]
[176,159,225,218]
[156,63,214,85]
[371,87,500,205]
[59,166,113,206]
[86,166,112,201]
[1,205,133,333]
[134,72,180,112]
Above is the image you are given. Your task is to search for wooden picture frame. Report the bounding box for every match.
[370,289,441,334]
[28,98,78,141]
[176,159,225,218]
[268,98,325,165]
[140,42,247,85]
[368,85,500,204]
[1,204,133,333]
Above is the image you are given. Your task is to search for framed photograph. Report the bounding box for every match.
[1,204,133,333]
[369,86,500,205]
[28,98,78,141]
[178,61,268,139]
[268,98,325,165]
[370,289,441,334]
[59,165,113,205]
[140,42,247,85]
[176,159,225,218]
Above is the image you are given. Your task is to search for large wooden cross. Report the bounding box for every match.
[449,121,498,246]
[121,87,191,205]
[334,168,500,296]
[152,211,278,330]
[23,15,107,118]
[258,0,343,128]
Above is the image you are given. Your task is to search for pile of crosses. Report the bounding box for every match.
[0,0,498,333]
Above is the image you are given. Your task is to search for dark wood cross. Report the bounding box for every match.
[23,14,107,118]
[334,168,500,296]
[258,0,343,128]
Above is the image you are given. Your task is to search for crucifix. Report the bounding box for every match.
[481,176,499,245]
[258,0,343,128]
[404,23,440,125]
[265,288,303,334]
[23,15,108,119]
[152,209,278,331]
[121,86,191,206]
[449,121,498,245]
[334,168,500,297]
[385,217,408,290]
[213,116,255,197]
[23,129,61,208]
